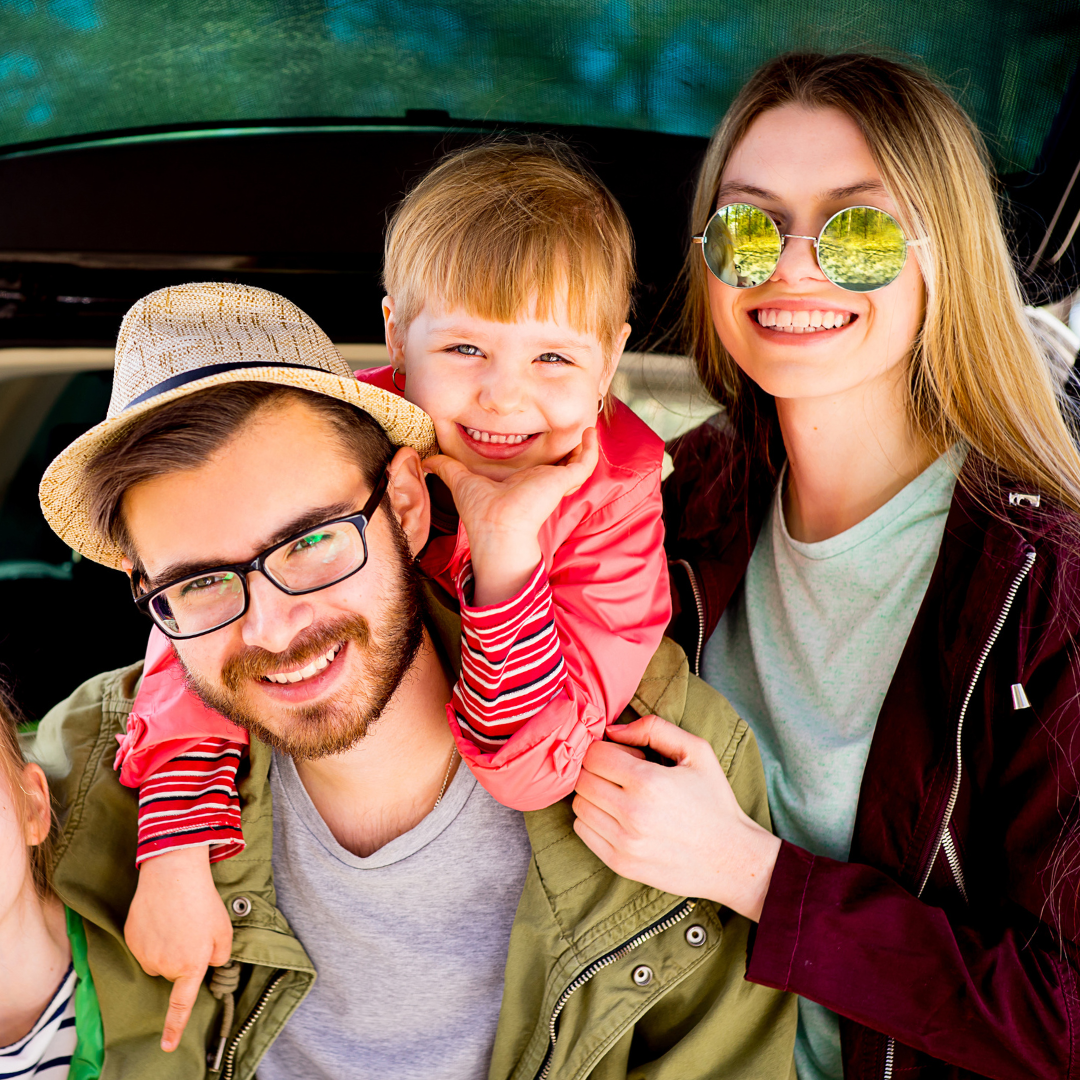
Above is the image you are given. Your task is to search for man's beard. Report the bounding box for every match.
[179,520,424,761]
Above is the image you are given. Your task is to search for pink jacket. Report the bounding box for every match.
[359,365,671,808]
[119,367,669,813]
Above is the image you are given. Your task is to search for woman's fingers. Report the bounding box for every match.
[571,788,625,840]
[605,715,708,766]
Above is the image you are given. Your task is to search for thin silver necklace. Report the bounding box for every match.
[432,746,458,810]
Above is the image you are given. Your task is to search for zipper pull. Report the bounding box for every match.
[1010,683,1031,710]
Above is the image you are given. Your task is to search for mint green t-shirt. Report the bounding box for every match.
[702,448,962,1080]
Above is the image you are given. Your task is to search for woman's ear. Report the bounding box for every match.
[385,446,431,558]
[20,762,52,848]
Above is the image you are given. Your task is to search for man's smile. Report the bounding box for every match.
[262,641,344,684]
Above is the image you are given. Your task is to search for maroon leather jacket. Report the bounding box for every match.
[663,414,1080,1080]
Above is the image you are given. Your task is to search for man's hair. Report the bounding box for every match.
[383,136,635,362]
[0,686,52,898]
[85,382,395,564]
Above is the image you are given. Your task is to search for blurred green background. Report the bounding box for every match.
[0,0,1076,173]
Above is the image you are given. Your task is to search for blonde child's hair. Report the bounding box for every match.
[384,137,635,364]
[0,689,52,898]
[683,52,1080,515]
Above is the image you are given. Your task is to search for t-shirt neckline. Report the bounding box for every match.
[776,445,964,561]
[271,749,477,870]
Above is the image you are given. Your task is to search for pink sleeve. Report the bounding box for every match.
[114,627,248,788]
[115,628,250,865]
[448,468,671,810]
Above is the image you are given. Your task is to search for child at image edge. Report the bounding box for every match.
[115,141,670,899]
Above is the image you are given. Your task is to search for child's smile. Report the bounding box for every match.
[457,424,542,460]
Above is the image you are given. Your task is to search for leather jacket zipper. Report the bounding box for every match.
[882,548,1035,1080]
[674,559,706,676]
[219,969,286,1080]
[534,899,696,1080]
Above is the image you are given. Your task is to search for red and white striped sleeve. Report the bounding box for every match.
[135,737,245,866]
[450,561,568,750]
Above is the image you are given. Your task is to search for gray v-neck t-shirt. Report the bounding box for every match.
[258,752,532,1080]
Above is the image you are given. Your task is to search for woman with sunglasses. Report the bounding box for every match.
[571,52,1080,1080]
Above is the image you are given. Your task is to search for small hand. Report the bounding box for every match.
[124,846,234,1052]
[572,716,781,921]
[424,428,600,606]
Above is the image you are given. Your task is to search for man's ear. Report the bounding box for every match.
[382,296,405,372]
[600,322,632,397]
[20,762,52,848]
[385,446,430,558]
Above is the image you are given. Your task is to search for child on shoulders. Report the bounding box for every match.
[117,138,671,1045]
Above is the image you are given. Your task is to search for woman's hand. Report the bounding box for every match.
[572,716,782,921]
[423,428,599,606]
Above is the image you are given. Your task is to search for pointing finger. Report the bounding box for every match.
[161,971,203,1052]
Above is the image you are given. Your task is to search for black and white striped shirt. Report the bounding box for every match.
[0,964,76,1079]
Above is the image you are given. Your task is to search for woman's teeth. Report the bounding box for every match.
[756,309,853,332]
[464,427,530,445]
[263,643,342,684]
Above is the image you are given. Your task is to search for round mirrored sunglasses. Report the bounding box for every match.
[693,203,908,293]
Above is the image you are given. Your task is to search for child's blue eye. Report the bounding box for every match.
[536,352,571,366]
[451,344,483,356]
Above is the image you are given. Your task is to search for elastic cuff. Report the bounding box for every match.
[456,560,547,622]
[135,831,245,867]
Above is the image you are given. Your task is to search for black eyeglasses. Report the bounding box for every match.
[131,472,389,640]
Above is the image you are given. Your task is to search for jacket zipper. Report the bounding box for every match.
[534,899,696,1080]
[674,560,706,676]
[881,548,1035,1080]
[219,970,287,1080]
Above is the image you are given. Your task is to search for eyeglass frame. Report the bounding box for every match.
[692,202,910,292]
[130,470,390,640]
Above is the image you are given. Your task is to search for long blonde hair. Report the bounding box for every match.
[683,52,1080,513]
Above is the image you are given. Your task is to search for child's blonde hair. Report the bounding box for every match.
[0,689,52,898]
[684,52,1080,515]
[383,137,635,363]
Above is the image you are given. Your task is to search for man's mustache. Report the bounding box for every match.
[220,615,371,692]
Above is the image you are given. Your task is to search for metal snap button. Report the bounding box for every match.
[685,924,707,947]
[631,964,653,987]
[231,896,252,917]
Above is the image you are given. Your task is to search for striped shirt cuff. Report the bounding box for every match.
[135,738,245,866]
[451,561,567,749]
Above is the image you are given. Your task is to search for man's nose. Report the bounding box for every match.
[770,234,825,285]
[240,572,315,654]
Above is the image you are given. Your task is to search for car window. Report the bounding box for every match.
[0,370,148,719]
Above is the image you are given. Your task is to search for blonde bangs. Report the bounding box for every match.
[384,138,634,361]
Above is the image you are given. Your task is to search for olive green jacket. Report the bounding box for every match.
[26,591,795,1080]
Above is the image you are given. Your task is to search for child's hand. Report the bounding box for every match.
[424,428,599,606]
[124,845,234,1052]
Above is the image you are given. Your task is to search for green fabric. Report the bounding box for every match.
[0,1,1075,173]
[26,583,796,1080]
[65,906,104,1080]
[28,662,316,1080]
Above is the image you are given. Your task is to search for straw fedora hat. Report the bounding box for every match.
[39,281,438,570]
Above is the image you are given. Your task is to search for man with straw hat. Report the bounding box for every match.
[23,282,794,1079]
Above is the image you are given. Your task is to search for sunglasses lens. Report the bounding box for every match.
[817,207,907,291]
[703,204,782,288]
